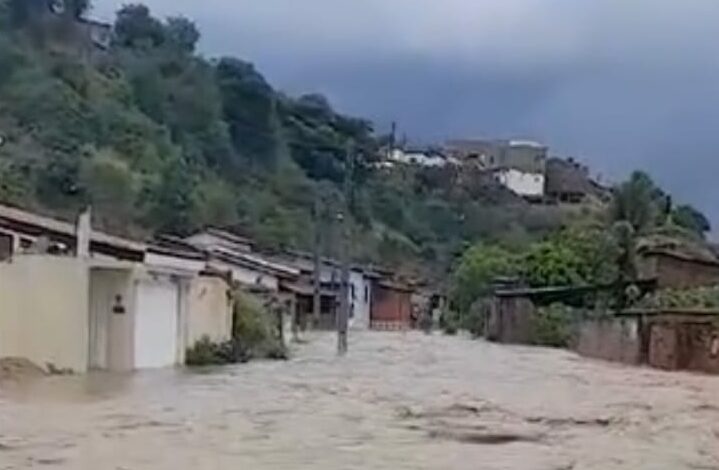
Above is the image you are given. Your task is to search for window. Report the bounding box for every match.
[364,285,369,302]
[0,233,12,261]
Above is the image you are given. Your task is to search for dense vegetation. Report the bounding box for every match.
[446,170,714,341]
[0,0,578,278]
[0,1,712,286]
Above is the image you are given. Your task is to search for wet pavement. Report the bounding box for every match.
[1,331,719,469]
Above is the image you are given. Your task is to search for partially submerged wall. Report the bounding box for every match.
[0,256,89,372]
[648,315,719,373]
[575,317,642,365]
[486,297,535,344]
[188,276,232,345]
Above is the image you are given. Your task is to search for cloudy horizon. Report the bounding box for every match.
[93,0,719,228]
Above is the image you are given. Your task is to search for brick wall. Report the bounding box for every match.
[648,315,719,373]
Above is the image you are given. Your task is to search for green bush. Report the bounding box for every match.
[638,286,719,310]
[232,289,288,360]
[439,309,460,335]
[531,303,574,348]
[462,298,489,338]
[185,336,248,366]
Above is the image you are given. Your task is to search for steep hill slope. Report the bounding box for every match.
[0,1,576,278]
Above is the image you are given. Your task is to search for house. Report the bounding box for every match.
[153,236,233,346]
[444,139,547,200]
[26,1,113,55]
[77,18,112,50]
[492,167,545,201]
[637,246,719,289]
[577,309,719,374]
[386,147,451,168]
[370,279,413,330]
[88,242,204,371]
[0,205,233,373]
[544,157,594,203]
[275,250,374,331]
[186,229,300,291]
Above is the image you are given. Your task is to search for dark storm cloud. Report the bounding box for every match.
[92,0,719,227]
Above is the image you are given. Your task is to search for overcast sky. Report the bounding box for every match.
[92,0,719,228]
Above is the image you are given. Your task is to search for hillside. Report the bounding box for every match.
[0,1,595,278]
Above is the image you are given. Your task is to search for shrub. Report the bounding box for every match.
[439,309,460,335]
[462,298,490,338]
[531,303,574,348]
[185,336,248,366]
[232,289,288,360]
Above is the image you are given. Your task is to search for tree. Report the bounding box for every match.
[523,241,585,287]
[164,16,200,53]
[4,0,43,27]
[68,0,92,18]
[522,225,618,288]
[80,148,136,232]
[216,58,279,168]
[114,4,165,48]
[450,244,519,314]
[142,161,197,234]
[0,0,9,28]
[611,171,658,233]
[672,204,711,238]
[612,221,638,309]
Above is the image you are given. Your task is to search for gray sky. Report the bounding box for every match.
[92,0,719,228]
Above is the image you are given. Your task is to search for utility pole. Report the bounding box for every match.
[389,121,397,158]
[337,143,353,355]
[312,190,322,328]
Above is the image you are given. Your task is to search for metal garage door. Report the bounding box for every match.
[134,279,179,369]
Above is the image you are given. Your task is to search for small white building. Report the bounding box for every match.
[387,148,449,168]
[493,168,546,199]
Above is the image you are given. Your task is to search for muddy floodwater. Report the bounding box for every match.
[2,332,719,469]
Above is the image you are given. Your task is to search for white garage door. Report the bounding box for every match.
[134,279,179,369]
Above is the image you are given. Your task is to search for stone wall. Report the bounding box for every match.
[574,317,642,365]
[486,297,535,344]
[648,315,719,373]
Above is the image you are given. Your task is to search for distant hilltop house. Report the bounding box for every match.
[23,0,112,52]
[544,157,609,203]
[444,139,547,200]
[380,137,608,204]
[383,147,456,168]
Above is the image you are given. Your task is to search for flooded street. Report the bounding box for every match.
[2,331,719,469]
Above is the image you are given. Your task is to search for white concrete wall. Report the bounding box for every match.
[349,271,371,330]
[188,276,232,345]
[0,256,89,372]
[495,169,545,197]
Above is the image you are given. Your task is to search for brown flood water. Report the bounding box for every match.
[1,331,719,469]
